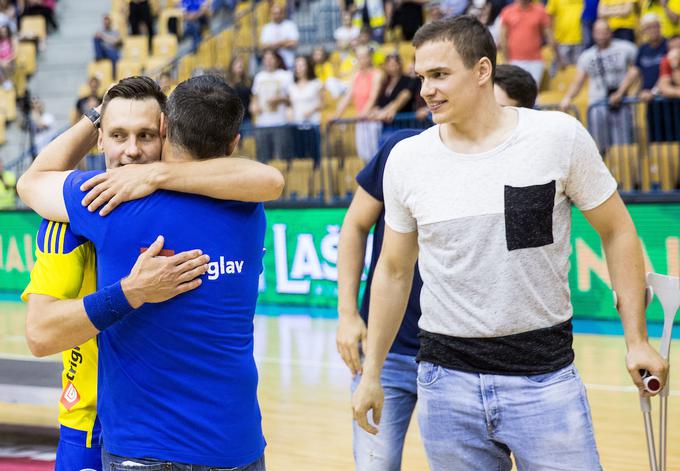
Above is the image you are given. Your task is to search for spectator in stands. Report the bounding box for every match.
[388,0,427,41]
[648,35,680,140]
[260,4,299,71]
[0,159,16,209]
[0,0,17,33]
[499,0,563,87]
[227,54,253,123]
[75,76,102,117]
[642,0,680,39]
[333,45,383,163]
[370,52,417,143]
[598,0,638,42]
[21,0,58,33]
[656,34,680,91]
[251,48,294,162]
[344,0,387,43]
[560,19,637,150]
[547,0,584,66]
[182,0,210,53]
[29,96,55,152]
[312,45,346,98]
[609,13,666,105]
[289,54,323,163]
[94,14,122,67]
[0,24,15,87]
[335,10,360,50]
[493,63,538,107]
[289,55,323,124]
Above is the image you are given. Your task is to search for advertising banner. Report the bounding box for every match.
[1,205,678,321]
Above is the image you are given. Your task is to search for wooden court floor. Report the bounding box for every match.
[1,303,679,470]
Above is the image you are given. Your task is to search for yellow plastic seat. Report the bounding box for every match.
[16,42,37,75]
[152,34,178,58]
[122,35,149,65]
[116,59,143,80]
[87,60,114,88]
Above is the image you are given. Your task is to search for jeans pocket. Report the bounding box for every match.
[504,181,556,251]
[416,361,442,387]
[524,364,575,385]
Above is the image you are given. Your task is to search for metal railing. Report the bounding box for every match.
[588,98,680,193]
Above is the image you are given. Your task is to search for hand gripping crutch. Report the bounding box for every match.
[640,273,680,471]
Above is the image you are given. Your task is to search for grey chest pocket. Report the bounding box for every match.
[504,181,556,251]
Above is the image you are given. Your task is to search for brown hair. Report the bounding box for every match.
[101,76,167,117]
[413,15,496,79]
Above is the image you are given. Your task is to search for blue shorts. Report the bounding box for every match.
[56,425,102,471]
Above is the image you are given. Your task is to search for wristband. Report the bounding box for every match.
[83,281,134,331]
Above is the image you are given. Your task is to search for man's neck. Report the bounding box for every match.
[439,96,519,155]
[163,143,195,163]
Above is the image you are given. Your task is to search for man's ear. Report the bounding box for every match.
[226,133,241,156]
[160,112,167,138]
[97,128,104,152]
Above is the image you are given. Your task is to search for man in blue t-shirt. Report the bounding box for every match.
[336,66,539,470]
[17,76,269,470]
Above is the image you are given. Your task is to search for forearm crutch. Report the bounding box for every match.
[644,273,680,471]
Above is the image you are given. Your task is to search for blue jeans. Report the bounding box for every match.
[417,362,602,470]
[94,37,120,64]
[351,352,418,471]
[102,450,265,471]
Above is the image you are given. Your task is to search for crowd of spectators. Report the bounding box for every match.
[67,0,680,188]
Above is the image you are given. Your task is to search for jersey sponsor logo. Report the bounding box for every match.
[207,256,244,280]
[66,346,84,383]
[60,382,81,410]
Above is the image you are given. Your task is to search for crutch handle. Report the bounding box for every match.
[640,369,662,394]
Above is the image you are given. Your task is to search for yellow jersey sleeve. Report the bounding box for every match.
[21,220,96,302]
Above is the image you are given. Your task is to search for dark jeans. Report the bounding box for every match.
[102,450,265,471]
[292,125,321,165]
[184,16,208,53]
[129,0,154,46]
[647,99,680,142]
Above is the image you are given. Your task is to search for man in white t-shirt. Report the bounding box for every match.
[259,4,300,70]
[560,19,637,150]
[351,15,667,471]
[251,49,294,162]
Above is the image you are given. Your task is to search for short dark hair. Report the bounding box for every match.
[165,75,244,160]
[413,16,496,78]
[101,75,166,117]
[494,64,537,108]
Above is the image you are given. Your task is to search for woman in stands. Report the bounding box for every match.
[288,54,324,163]
[333,45,383,163]
[0,25,15,88]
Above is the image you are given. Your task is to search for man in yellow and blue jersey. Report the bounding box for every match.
[22,220,101,470]
[19,76,283,471]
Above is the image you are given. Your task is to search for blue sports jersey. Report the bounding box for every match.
[63,170,266,467]
[356,129,423,357]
